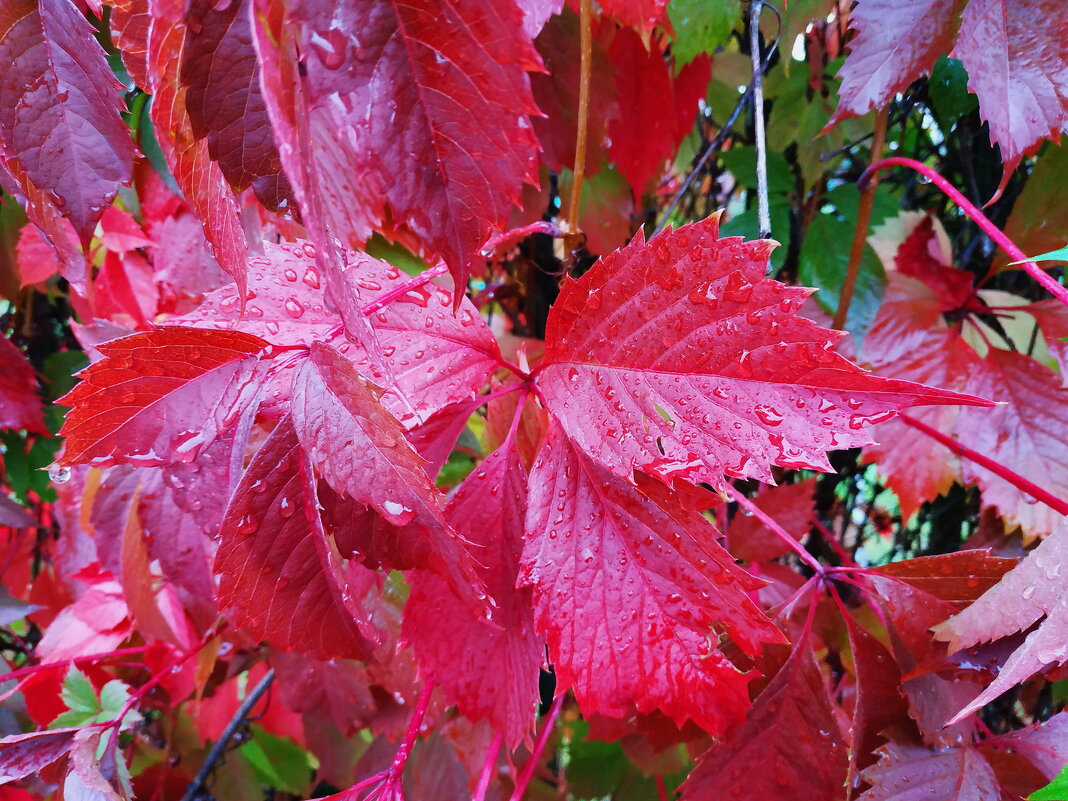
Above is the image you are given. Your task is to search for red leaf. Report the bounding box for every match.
[0,728,78,784]
[952,0,1068,183]
[178,242,501,426]
[861,330,983,521]
[0,336,46,435]
[955,348,1068,536]
[0,0,134,244]
[990,712,1068,781]
[15,224,62,286]
[97,207,154,254]
[858,742,1000,801]
[292,342,483,603]
[830,0,956,124]
[253,0,542,295]
[860,275,945,369]
[146,0,248,298]
[840,610,909,782]
[35,576,132,663]
[893,216,975,311]
[404,439,543,746]
[598,0,667,33]
[520,424,783,735]
[181,0,292,210]
[92,251,158,327]
[679,638,848,801]
[606,30,709,198]
[535,216,987,489]
[110,0,150,90]
[933,525,1068,722]
[873,549,1017,613]
[215,416,374,660]
[57,326,268,467]
[727,478,816,563]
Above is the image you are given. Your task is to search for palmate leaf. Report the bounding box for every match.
[534,215,988,489]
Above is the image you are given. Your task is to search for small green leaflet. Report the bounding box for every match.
[1012,245,1068,265]
[51,666,140,730]
[1030,764,1068,801]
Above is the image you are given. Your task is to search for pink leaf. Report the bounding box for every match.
[859,742,1000,801]
[0,0,134,244]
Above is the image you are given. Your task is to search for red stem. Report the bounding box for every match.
[860,157,1068,307]
[724,485,825,575]
[0,645,151,686]
[808,517,858,568]
[655,775,670,801]
[508,694,564,801]
[472,732,504,801]
[900,413,1068,515]
[381,682,435,796]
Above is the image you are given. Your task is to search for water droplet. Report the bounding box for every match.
[284,298,305,318]
[49,464,72,484]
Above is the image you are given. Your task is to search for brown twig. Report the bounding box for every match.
[564,0,592,256]
[832,107,888,329]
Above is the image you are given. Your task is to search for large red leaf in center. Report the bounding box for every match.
[535,216,988,488]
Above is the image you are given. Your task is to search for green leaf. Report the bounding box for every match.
[1030,764,1068,801]
[1011,245,1068,264]
[42,350,89,402]
[565,721,628,799]
[719,195,793,269]
[238,725,317,796]
[366,233,428,276]
[719,146,794,195]
[668,0,740,68]
[823,184,900,230]
[928,56,978,130]
[798,214,886,344]
[61,667,100,716]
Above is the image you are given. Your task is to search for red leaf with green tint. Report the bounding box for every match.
[680,636,848,801]
[0,0,134,245]
[535,216,989,489]
[216,417,374,661]
[520,423,783,735]
[57,327,267,467]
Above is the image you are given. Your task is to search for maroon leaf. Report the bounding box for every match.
[291,342,483,603]
[991,712,1068,781]
[0,0,134,245]
[727,478,816,562]
[0,335,46,435]
[0,494,34,528]
[955,348,1068,537]
[215,416,374,660]
[952,0,1068,183]
[858,742,1000,801]
[252,0,542,295]
[830,0,956,125]
[520,423,783,735]
[598,0,668,32]
[679,637,848,801]
[933,525,1068,722]
[404,438,543,746]
[181,0,292,210]
[535,216,988,489]
[873,549,1017,613]
[57,327,267,468]
[0,727,78,784]
[145,0,248,298]
[861,330,981,520]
